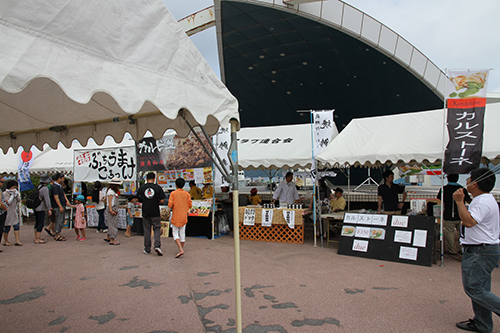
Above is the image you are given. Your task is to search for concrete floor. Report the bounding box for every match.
[2,224,500,332]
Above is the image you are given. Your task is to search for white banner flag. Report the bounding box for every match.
[311,110,335,181]
[74,146,136,182]
[214,127,231,187]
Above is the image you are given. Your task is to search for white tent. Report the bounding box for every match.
[0,0,239,152]
[238,123,338,171]
[0,2,242,329]
[316,102,500,168]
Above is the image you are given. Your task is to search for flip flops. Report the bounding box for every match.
[44,228,55,237]
[54,236,66,241]
[175,252,184,258]
[34,239,47,244]
[109,241,120,245]
[3,242,12,246]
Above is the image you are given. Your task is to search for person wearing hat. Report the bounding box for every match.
[33,173,53,244]
[104,178,122,245]
[330,188,346,213]
[249,188,261,205]
[201,182,213,200]
[73,194,87,241]
[0,177,8,252]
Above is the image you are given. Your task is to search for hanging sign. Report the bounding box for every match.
[243,208,256,226]
[444,70,489,174]
[282,209,295,229]
[261,209,274,227]
[74,146,136,182]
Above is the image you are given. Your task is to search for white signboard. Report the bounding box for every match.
[344,213,359,224]
[214,127,231,187]
[283,210,295,229]
[352,239,369,252]
[243,208,256,226]
[261,209,274,227]
[391,215,409,228]
[355,226,371,239]
[357,214,373,225]
[394,230,412,244]
[399,246,418,261]
[413,230,428,248]
[74,146,136,182]
[371,215,388,226]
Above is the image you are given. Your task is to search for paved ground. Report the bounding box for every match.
[2,224,500,332]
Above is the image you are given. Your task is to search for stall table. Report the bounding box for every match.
[322,212,345,247]
[238,207,304,244]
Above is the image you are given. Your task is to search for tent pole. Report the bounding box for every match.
[229,119,242,333]
[179,110,231,181]
[347,166,351,211]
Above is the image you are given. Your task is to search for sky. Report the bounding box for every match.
[162,0,500,93]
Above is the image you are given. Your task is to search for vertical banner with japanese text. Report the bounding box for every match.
[18,149,35,191]
[74,146,137,182]
[214,127,231,187]
[444,70,489,174]
[311,110,335,181]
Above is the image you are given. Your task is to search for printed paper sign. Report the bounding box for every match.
[370,228,386,240]
[413,229,428,248]
[371,215,388,226]
[399,246,418,261]
[391,216,409,228]
[394,230,412,244]
[355,226,371,239]
[341,225,356,237]
[344,213,359,224]
[283,210,295,229]
[194,168,204,184]
[352,239,369,252]
[74,146,137,182]
[261,209,274,227]
[357,214,373,225]
[243,208,256,226]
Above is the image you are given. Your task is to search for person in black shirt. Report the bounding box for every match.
[437,174,471,255]
[377,170,407,214]
[137,172,166,256]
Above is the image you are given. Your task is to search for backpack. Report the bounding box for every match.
[26,185,42,209]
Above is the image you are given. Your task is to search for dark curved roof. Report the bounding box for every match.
[216,0,445,129]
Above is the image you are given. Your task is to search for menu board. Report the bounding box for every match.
[337,215,435,267]
[188,199,212,217]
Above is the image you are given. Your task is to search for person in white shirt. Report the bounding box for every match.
[271,172,300,206]
[453,168,500,333]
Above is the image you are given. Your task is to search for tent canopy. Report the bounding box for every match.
[238,123,338,171]
[0,0,239,153]
[316,102,500,168]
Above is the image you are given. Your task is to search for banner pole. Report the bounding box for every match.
[229,119,242,333]
[440,69,449,267]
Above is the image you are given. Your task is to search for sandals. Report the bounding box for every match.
[109,241,120,245]
[3,242,13,246]
[54,236,67,241]
[175,252,184,258]
[44,228,55,237]
[103,238,110,242]
[34,239,47,244]
[14,242,23,246]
